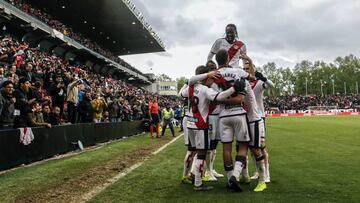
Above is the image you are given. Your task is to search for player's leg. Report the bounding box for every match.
[262,117,270,183]
[192,129,213,191]
[210,115,224,178]
[232,115,250,183]
[220,116,242,192]
[203,115,218,181]
[249,120,267,192]
[182,147,196,184]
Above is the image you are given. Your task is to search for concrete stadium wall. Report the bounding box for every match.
[0,121,145,171]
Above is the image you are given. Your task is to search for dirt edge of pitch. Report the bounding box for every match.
[80,133,183,203]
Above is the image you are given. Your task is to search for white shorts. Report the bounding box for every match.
[183,116,188,145]
[219,113,250,143]
[248,119,265,148]
[209,114,220,141]
[187,128,210,150]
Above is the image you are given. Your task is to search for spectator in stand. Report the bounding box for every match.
[78,91,94,123]
[31,81,51,106]
[102,111,110,122]
[27,102,51,128]
[19,62,35,83]
[91,92,107,123]
[0,80,15,129]
[42,104,51,123]
[66,77,82,123]
[149,97,160,138]
[161,105,175,137]
[48,106,61,125]
[14,77,35,127]
[0,66,6,87]
[49,74,66,116]
[107,97,121,122]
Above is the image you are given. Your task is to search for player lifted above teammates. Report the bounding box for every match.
[181,65,246,191]
[208,24,247,69]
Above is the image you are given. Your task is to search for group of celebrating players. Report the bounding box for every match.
[179,24,274,192]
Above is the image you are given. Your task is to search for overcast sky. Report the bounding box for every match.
[122,0,360,79]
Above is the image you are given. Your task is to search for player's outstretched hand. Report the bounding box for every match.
[233,78,246,93]
[207,71,221,80]
[255,71,267,82]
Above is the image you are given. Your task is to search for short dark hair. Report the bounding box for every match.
[216,49,228,66]
[195,65,209,75]
[18,77,29,85]
[1,80,13,88]
[206,60,216,68]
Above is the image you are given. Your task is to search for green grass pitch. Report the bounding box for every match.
[0,116,359,202]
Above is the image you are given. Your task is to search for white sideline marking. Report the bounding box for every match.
[81,134,183,203]
[152,134,183,155]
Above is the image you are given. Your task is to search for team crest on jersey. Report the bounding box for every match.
[233,45,239,49]
[195,89,199,94]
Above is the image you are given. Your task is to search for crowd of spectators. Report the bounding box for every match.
[264,94,360,112]
[0,34,177,130]
[6,0,144,76]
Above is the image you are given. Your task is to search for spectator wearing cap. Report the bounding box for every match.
[0,80,16,129]
[14,77,36,128]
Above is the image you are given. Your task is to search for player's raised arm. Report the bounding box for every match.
[207,39,221,61]
[180,85,189,98]
[255,71,274,89]
[188,71,220,85]
[178,83,188,97]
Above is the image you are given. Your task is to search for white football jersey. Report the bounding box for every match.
[216,67,250,117]
[209,82,222,115]
[181,84,221,129]
[210,38,247,69]
[243,81,262,122]
[250,80,267,118]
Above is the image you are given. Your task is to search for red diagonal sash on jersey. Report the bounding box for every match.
[228,41,245,62]
[251,80,259,90]
[214,76,237,97]
[189,85,208,129]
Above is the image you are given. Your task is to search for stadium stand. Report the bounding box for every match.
[264,94,360,113]
[0,0,177,129]
[0,0,176,171]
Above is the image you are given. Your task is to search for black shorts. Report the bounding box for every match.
[151,113,160,124]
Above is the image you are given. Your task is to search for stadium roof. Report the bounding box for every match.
[25,0,165,56]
